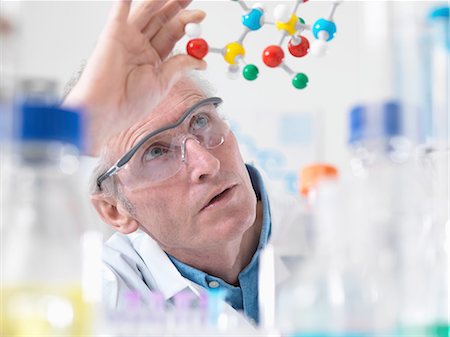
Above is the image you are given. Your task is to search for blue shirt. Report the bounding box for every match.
[168,165,271,324]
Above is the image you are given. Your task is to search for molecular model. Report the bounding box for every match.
[185,0,341,89]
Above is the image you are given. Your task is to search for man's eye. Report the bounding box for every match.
[191,114,209,131]
[143,145,168,161]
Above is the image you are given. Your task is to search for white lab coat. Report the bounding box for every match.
[102,180,310,329]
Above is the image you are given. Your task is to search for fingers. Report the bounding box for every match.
[129,0,166,30]
[109,0,132,22]
[159,54,207,87]
[151,9,205,60]
[142,0,191,38]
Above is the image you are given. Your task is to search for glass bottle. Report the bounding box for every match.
[1,96,93,336]
[273,164,357,337]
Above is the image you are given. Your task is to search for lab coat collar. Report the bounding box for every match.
[126,229,194,301]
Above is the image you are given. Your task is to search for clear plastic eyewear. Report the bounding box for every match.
[96,97,226,190]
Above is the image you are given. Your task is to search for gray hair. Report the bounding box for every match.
[88,72,216,213]
[63,60,86,100]
[189,71,216,97]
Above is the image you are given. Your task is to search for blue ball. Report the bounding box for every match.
[242,8,264,31]
[312,18,337,41]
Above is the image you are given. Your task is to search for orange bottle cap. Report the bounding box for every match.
[299,163,338,197]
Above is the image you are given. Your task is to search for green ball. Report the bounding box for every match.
[292,73,308,89]
[243,64,259,81]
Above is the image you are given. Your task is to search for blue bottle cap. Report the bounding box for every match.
[349,101,403,144]
[428,6,449,21]
[348,104,366,144]
[18,103,84,150]
[428,6,450,52]
[383,101,401,137]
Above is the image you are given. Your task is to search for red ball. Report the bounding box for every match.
[288,36,310,58]
[262,45,285,68]
[186,39,209,60]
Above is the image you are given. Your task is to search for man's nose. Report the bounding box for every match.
[183,138,220,181]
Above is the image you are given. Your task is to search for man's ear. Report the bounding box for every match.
[91,194,139,234]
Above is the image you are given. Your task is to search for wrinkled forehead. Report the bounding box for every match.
[108,81,207,157]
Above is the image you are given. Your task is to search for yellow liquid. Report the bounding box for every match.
[1,284,92,336]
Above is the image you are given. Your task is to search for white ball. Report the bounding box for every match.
[226,64,240,80]
[185,23,202,38]
[310,40,328,57]
[274,5,291,23]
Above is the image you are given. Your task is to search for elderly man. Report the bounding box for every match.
[91,76,271,325]
[65,0,305,326]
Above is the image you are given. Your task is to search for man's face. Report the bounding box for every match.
[110,79,257,254]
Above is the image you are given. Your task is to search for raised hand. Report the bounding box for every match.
[64,0,206,156]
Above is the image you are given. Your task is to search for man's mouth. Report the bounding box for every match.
[202,185,236,211]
